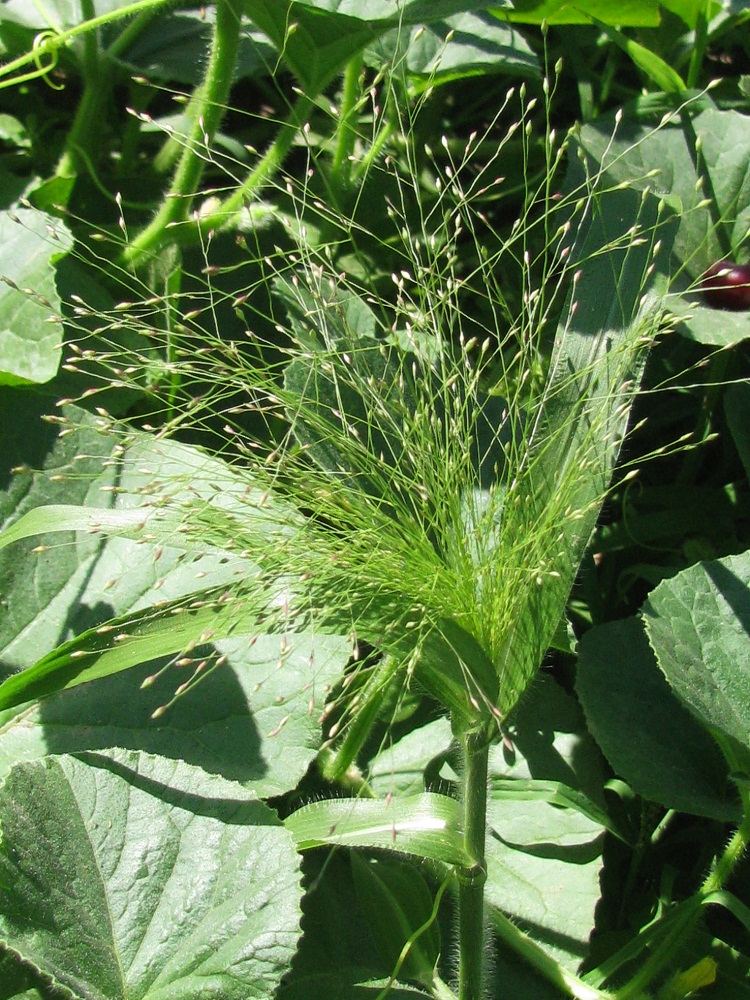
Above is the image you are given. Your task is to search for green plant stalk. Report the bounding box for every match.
[352,114,394,184]
[120,0,243,267]
[55,0,110,179]
[106,4,165,60]
[330,52,364,193]
[615,804,750,1000]
[133,90,313,254]
[686,0,710,90]
[192,91,314,235]
[457,728,489,1000]
[701,808,750,896]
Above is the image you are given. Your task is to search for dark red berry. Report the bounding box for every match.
[700,260,750,311]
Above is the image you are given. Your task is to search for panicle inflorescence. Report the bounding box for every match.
[23,72,712,735]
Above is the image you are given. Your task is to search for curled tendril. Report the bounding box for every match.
[0,29,65,91]
[32,30,65,90]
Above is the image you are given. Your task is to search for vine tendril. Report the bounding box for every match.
[32,30,65,90]
[0,30,64,91]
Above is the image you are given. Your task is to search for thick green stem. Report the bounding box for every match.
[120,0,242,267]
[330,52,364,193]
[55,0,110,180]
[131,90,313,256]
[702,814,750,895]
[196,92,313,230]
[457,728,489,1000]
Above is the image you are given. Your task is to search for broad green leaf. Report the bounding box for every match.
[503,0,660,25]
[255,0,501,22]
[0,404,352,794]
[25,175,76,214]
[668,294,750,347]
[373,12,540,85]
[0,949,51,1000]
[571,106,750,345]
[0,396,120,671]
[278,851,430,1000]
[0,0,155,31]
[577,617,738,821]
[485,789,605,971]
[249,0,536,103]
[0,631,349,796]
[285,792,471,866]
[660,0,720,29]
[243,0,381,96]
[0,407,308,706]
[368,717,454,797]
[0,114,29,149]
[0,751,302,1000]
[0,168,27,211]
[266,0,657,23]
[484,676,610,969]
[490,778,621,839]
[0,208,71,385]
[643,551,750,755]
[350,853,440,987]
[593,482,741,560]
[491,674,611,808]
[122,10,276,84]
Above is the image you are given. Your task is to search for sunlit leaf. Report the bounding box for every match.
[0,208,71,385]
[0,751,302,1000]
[643,551,750,757]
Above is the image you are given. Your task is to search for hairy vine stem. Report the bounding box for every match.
[120,0,242,267]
